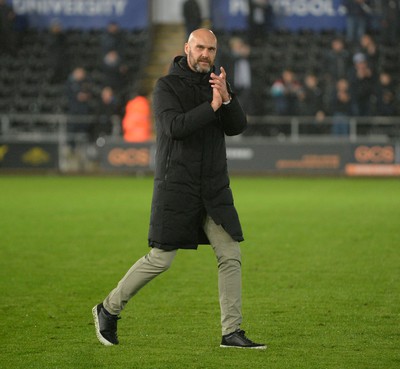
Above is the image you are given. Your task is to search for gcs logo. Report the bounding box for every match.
[354,145,394,163]
[108,148,150,167]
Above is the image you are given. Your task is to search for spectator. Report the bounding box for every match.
[380,0,400,45]
[122,88,152,142]
[101,50,129,94]
[298,73,326,134]
[0,0,17,55]
[66,67,93,115]
[271,69,302,115]
[358,33,380,73]
[375,71,398,116]
[247,0,273,44]
[182,0,202,38]
[100,21,125,57]
[349,53,375,116]
[324,37,351,106]
[66,67,93,138]
[299,74,325,115]
[331,78,352,135]
[343,0,372,44]
[325,37,351,83]
[220,37,255,115]
[47,20,70,84]
[91,86,121,142]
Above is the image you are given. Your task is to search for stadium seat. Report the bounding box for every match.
[0,27,149,114]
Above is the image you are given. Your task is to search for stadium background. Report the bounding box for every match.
[0,0,399,176]
[1,3,399,368]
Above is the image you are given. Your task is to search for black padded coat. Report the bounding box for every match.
[148,56,247,250]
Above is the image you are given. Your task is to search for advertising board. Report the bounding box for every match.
[211,0,347,31]
[0,142,59,169]
[8,0,148,29]
[99,141,400,176]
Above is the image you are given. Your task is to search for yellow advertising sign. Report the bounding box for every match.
[22,147,51,166]
[0,145,9,161]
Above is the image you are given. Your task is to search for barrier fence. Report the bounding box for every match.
[1,113,400,176]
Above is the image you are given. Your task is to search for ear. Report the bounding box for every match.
[184,43,189,56]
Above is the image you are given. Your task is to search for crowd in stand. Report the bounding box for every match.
[64,22,128,141]
[218,0,400,137]
[1,0,399,141]
[61,20,152,144]
[220,32,399,117]
[268,34,398,118]
[0,4,151,143]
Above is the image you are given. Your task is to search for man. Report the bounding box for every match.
[380,0,400,45]
[343,0,372,44]
[220,37,255,114]
[248,0,274,44]
[182,0,202,38]
[0,0,17,55]
[92,29,266,350]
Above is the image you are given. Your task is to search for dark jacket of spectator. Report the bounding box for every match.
[66,67,93,115]
[344,0,372,16]
[101,50,128,93]
[325,38,351,82]
[358,34,380,74]
[0,0,17,55]
[349,59,375,116]
[48,21,70,84]
[375,72,398,116]
[299,74,325,116]
[91,86,121,139]
[182,0,202,37]
[100,22,126,57]
[248,0,273,43]
[343,0,372,43]
[380,0,400,45]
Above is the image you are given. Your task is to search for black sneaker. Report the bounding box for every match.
[92,303,120,346]
[220,329,266,349]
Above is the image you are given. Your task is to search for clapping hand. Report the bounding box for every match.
[210,67,230,111]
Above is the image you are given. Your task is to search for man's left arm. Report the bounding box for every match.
[210,67,247,136]
[219,95,247,136]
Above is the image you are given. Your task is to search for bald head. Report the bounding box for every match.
[185,28,218,73]
[187,28,217,45]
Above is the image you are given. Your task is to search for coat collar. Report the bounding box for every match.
[169,56,214,86]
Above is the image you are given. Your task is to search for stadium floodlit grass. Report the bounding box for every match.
[0,175,399,369]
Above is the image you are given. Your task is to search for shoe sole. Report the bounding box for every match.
[92,305,115,346]
[220,344,267,350]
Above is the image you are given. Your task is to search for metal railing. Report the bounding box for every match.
[0,114,121,142]
[246,115,400,142]
[1,113,400,144]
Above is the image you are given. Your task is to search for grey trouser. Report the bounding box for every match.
[103,215,242,335]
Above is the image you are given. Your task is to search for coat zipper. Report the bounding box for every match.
[164,141,172,180]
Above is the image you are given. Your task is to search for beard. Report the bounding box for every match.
[188,50,213,73]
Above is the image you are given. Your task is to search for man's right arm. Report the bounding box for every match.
[153,78,216,140]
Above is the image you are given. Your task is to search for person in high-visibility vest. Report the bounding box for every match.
[122,90,152,142]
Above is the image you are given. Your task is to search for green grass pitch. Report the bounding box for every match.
[0,175,399,369]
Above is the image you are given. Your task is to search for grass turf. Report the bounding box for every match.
[0,176,399,369]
